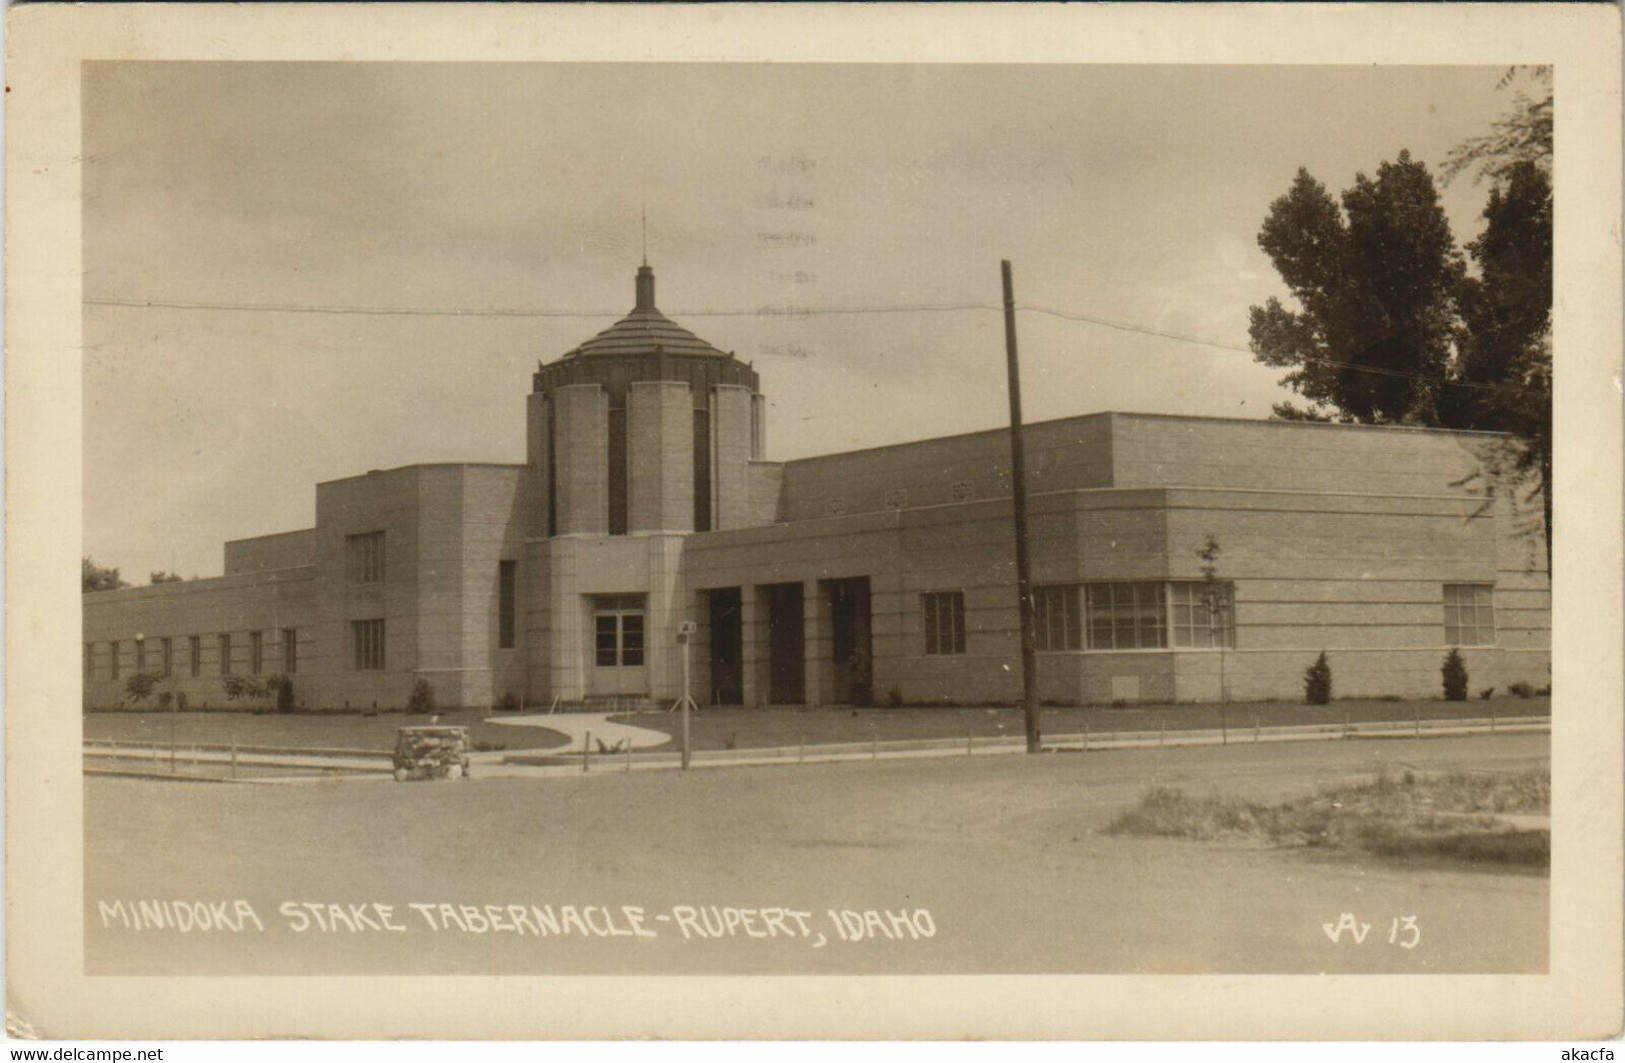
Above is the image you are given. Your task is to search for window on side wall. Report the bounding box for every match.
[1033,585,1082,651]
[922,591,966,655]
[347,531,386,583]
[219,633,232,675]
[1444,583,1495,646]
[283,629,297,675]
[189,635,201,678]
[250,631,263,675]
[498,560,517,649]
[352,618,386,670]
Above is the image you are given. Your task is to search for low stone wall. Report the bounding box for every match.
[393,726,471,781]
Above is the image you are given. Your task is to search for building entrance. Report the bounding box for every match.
[589,593,647,697]
[828,577,873,706]
[764,583,805,705]
[706,588,743,706]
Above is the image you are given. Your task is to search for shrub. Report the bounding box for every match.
[221,674,269,702]
[1303,652,1332,705]
[407,677,437,714]
[493,691,521,714]
[262,674,296,713]
[886,685,904,708]
[1478,687,1495,700]
[1442,649,1469,701]
[1507,680,1534,699]
[123,672,163,705]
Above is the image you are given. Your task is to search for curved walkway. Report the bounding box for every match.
[482,712,673,752]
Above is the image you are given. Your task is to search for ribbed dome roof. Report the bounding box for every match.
[560,265,729,360]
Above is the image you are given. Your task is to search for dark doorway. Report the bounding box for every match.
[707,588,743,706]
[765,582,805,705]
[829,577,873,706]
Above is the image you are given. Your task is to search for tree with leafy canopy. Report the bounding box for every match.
[82,556,129,593]
[1248,151,1466,426]
[150,571,184,585]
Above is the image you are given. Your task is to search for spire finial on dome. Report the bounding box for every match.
[635,261,656,312]
[641,207,648,268]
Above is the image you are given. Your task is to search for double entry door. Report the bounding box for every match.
[590,593,647,697]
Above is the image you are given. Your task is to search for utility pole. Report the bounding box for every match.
[1002,260,1042,754]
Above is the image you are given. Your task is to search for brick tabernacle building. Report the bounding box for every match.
[83,266,1551,711]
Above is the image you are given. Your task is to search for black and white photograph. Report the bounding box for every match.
[7,2,1622,1043]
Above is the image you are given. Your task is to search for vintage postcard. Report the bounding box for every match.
[6,2,1622,1042]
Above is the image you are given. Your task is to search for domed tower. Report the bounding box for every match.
[524,265,770,704]
[526,265,766,537]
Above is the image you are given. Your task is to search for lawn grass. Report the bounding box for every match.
[83,695,1549,755]
[1107,768,1550,868]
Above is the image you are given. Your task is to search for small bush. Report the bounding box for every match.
[1442,649,1468,701]
[493,691,521,714]
[407,677,436,714]
[1304,652,1332,705]
[471,739,507,753]
[221,674,269,702]
[1508,681,1534,699]
[886,685,904,707]
[1535,684,1551,696]
[1478,687,1495,700]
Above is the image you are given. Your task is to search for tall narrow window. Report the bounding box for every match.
[693,404,712,532]
[161,637,173,679]
[110,641,120,680]
[608,400,628,535]
[498,560,517,649]
[283,628,297,674]
[250,631,263,675]
[1444,583,1495,646]
[546,398,558,537]
[189,635,201,678]
[922,591,967,655]
[219,633,232,675]
[352,619,385,670]
[135,638,146,672]
[347,531,386,583]
[84,643,94,682]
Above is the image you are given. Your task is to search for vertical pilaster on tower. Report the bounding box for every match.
[553,384,609,535]
[628,381,696,533]
[525,392,552,536]
[712,384,755,531]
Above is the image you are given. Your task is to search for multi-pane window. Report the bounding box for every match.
[347,531,386,583]
[189,635,201,678]
[922,591,967,655]
[161,637,173,679]
[135,638,146,672]
[250,631,263,675]
[1033,585,1083,651]
[1085,583,1168,650]
[592,594,645,667]
[1169,582,1235,649]
[352,619,386,670]
[283,628,298,675]
[1444,583,1496,646]
[219,633,232,675]
[498,560,517,650]
[1025,582,1236,651]
[110,640,120,680]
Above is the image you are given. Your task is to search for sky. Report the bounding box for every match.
[82,62,1521,579]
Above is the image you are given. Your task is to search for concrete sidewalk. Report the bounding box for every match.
[482,711,674,752]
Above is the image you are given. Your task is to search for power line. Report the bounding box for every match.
[82,294,1499,392]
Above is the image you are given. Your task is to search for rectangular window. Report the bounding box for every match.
[352,618,386,670]
[189,635,201,678]
[922,591,966,655]
[135,638,146,672]
[250,631,263,675]
[219,633,232,675]
[283,628,297,675]
[608,402,628,536]
[161,637,173,679]
[498,560,517,649]
[84,643,94,682]
[1033,585,1082,651]
[1168,582,1234,649]
[347,531,386,583]
[111,641,120,681]
[1444,583,1496,646]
